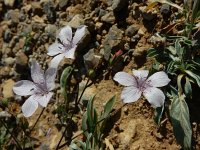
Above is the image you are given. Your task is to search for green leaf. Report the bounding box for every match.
[170,92,192,149]
[101,96,115,120]
[166,61,177,75]
[82,112,89,136]
[184,77,192,98]
[60,66,73,105]
[147,48,159,57]
[154,106,164,125]
[185,70,200,87]
[192,0,200,22]
[87,96,98,133]
[69,142,83,150]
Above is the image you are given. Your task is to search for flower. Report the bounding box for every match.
[113,70,170,107]
[13,60,56,117]
[47,25,87,68]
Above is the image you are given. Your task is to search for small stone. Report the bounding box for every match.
[160,4,170,15]
[31,2,43,16]
[58,0,69,9]
[125,24,139,37]
[112,0,129,11]
[83,48,102,71]
[15,51,28,70]
[3,29,12,43]
[43,1,56,23]
[102,25,123,60]
[5,10,19,24]
[32,15,44,23]
[4,57,15,66]
[45,24,57,38]
[67,14,84,28]
[4,0,15,7]
[2,79,15,98]
[101,11,115,24]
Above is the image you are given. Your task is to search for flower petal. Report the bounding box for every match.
[31,60,45,84]
[147,71,170,87]
[13,80,36,96]
[22,95,38,117]
[132,69,149,79]
[113,72,137,86]
[45,68,57,91]
[64,46,77,59]
[73,25,86,45]
[121,87,142,103]
[49,54,65,68]
[143,87,165,107]
[47,43,64,56]
[35,92,53,107]
[58,26,72,45]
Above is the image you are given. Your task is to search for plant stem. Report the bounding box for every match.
[76,78,90,106]
[30,108,45,132]
[0,119,23,150]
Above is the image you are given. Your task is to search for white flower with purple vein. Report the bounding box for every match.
[13,60,56,117]
[114,70,170,107]
[47,25,86,68]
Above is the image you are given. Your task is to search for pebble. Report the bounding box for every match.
[112,0,128,11]
[4,57,15,66]
[44,24,57,38]
[125,24,139,37]
[67,14,84,28]
[102,25,123,60]
[101,11,115,24]
[2,79,15,98]
[43,1,56,23]
[4,0,15,7]
[58,0,69,9]
[3,28,12,43]
[5,10,19,24]
[31,1,43,16]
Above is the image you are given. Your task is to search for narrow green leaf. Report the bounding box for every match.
[87,96,97,133]
[82,112,88,136]
[60,66,73,104]
[101,96,115,119]
[184,77,192,98]
[192,0,200,22]
[154,106,164,125]
[185,70,200,87]
[170,93,192,149]
[147,48,159,57]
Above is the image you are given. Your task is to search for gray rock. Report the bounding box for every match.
[4,57,15,66]
[4,0,15,7]
[125,24,139,37]
[5,10,19,24]
[3,29,12,43]
[45,24,57,38]
[101,11,115,24]
[83,48,102,71]
[160,4,170,15]
[67,14,84,28]
[139,6,156,21]
[31,2,43,16]
[59,0,69,9]
[102,25,123,60]
[43,1,56,23]
[99,9,107,17]
[112,0,129,11]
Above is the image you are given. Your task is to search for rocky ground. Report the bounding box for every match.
[0,0,200,149]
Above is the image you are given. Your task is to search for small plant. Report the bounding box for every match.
[70,96,115,150]
[146,0,200,149]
